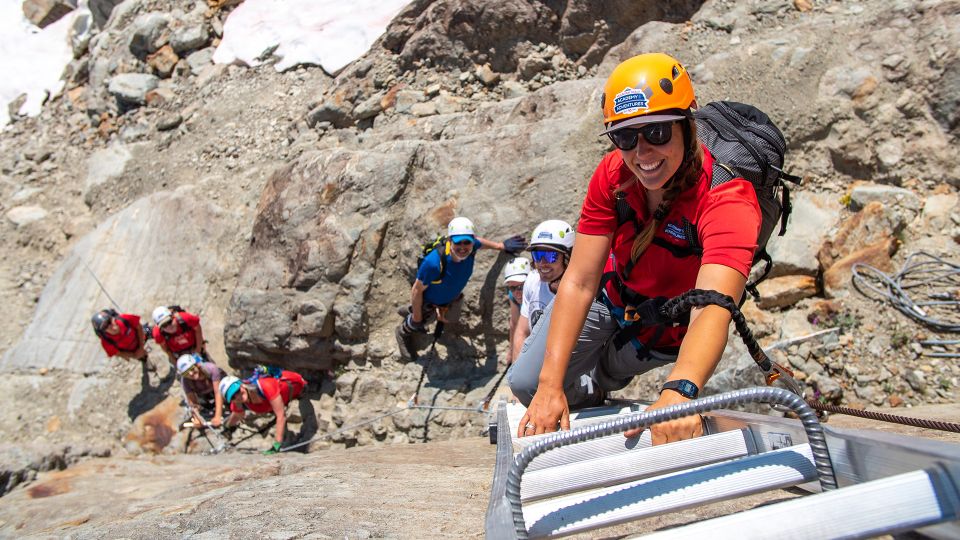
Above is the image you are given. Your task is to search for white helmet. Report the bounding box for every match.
[152,306,173,327]
[528,220,575,253]
[503,257,531,285]
[447,217,476,242]
[176,353,201,375]
[219,375,242,402]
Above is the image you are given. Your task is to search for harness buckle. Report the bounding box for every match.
[623,305,641,322]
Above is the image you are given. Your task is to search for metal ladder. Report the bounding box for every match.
[485,387,960,539]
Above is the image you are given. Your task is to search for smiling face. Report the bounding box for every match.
[534,256,566,283]
[619,122,685,192]
[450,239,475,261]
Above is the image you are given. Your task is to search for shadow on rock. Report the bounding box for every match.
[126,359,175,421]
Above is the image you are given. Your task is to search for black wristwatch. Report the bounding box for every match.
[661,379,699,399]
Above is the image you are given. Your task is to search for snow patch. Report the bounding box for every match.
[213,0,410,74]
[0,0,76,127]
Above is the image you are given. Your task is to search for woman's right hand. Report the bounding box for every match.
[517,385,570,437]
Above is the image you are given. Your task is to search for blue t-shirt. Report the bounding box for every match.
[416,239,481,305]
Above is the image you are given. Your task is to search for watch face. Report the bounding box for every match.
[678,380,697,398]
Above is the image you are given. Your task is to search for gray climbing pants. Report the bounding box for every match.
[507,297,676,409]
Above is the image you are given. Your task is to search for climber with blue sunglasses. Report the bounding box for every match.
[506,220,576,369]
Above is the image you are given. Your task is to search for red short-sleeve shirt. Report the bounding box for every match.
[230,371,305,414]
[578,146,761,347]
[99,313,141,356]
[152,311,201,353]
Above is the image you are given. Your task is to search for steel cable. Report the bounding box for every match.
[851,251,960,332]
[808,400,960,433]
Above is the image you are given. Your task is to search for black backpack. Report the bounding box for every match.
[694,101,802,300]
[411,235,448,284]
[611,101,802,303]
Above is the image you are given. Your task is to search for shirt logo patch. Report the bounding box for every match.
[664,222,686,241]
[613,85,652,116]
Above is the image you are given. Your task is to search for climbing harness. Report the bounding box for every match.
[852,251,960,332]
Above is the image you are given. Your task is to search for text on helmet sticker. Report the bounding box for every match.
[613,85,653,116]
[537,231,553,240]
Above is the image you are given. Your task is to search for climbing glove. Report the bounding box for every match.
[502,235,528,254]
[262,441,282,455]
[404,314,427,333]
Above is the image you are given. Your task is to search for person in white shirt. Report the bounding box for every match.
[503,257,532,366]
[510,220,575,364]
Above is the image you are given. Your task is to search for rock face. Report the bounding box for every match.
[1,187,237,373]
[226,80,605,370]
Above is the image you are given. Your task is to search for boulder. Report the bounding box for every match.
[88,0,123,28]
[68,5,94,57]
[756,275,818,310]
[305,102,353,129]
[22,0,76,28]
[170,23,209,54]
[185,47,215,74]
[822,237,897,298]
[107,73,159,106]
[767,191,840,278]
[128,12,170,59]
[5,205,48,227]
[848,182,921,219]
[918,192,959,231]
[819,201,903,270]
[147,45,179,78]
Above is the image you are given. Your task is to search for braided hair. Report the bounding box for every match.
[616,117,704,266]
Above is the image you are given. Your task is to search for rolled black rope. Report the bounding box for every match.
[505,387,836,538]
[808,400,960,434]
[660,289,771,371]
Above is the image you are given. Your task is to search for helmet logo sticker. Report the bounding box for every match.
[613,85,653,115]
[537,231,553,240]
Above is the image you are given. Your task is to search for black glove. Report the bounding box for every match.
[404,314,427,333]
[503,235,527,254]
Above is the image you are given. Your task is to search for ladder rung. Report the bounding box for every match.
[521,429,754,502]
[640,469,960,540]
[520,431,652,473]
[525,443,816,538]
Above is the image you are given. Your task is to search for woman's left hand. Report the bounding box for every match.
[624,389,703,444]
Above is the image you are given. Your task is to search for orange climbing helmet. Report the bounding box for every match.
[600,53,696,134]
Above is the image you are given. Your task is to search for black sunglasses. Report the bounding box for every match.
[607,121,675,151]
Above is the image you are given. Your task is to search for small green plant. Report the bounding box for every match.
[839,193,852,208]
[824,311,860,333]
[890,330,910,349]
[938,377,952,391]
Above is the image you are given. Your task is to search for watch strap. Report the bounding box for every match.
[660,379,699,399]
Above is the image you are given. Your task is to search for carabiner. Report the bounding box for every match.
[765,360,804,397]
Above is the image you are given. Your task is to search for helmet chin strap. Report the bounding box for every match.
[548,256,571,292]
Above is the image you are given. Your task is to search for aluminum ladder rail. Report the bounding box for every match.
[485,387,960,539]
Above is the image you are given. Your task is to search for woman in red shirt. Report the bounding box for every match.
[509,53,761,445]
